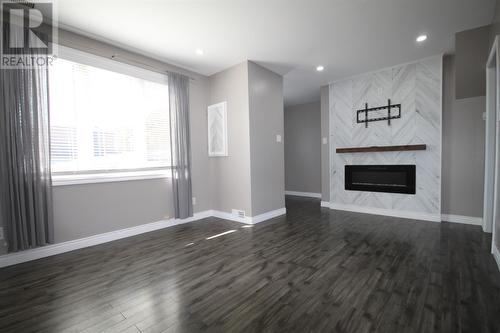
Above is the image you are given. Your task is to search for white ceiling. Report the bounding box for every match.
[48,0,495,106]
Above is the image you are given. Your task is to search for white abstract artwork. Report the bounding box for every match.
[208,101,228,157]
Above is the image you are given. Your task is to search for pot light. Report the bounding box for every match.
[195,49,204,55]
[416,35,427,43]
[316,65,324,72]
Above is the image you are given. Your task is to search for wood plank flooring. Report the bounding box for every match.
[1,196,500,333]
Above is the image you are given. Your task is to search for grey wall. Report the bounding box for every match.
[248,61,285,215]
[320,86,330,202]
[442,56,486,218]
[207,61,285,217]
[284,102,321,194]
[490,0,500,45]
[455,25,491,99]
[2,34,286,248]
[53,179,173,242]
[208,62,253,215]
[48,29,212,243]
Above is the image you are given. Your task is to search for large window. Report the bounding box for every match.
[49,49,170,179]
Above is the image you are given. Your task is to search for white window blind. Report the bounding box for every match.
[49,56,170,174]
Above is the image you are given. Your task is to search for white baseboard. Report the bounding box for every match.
[441,214,483,226]
[251,207,287,224]
[285,191,321,198]
[0,210,213,268]
[0,207,287,268]
[212,207,286,224]
[492,244,500,273]
[329,202,441,223]
[320,201,330,208]
[211,210,252,224]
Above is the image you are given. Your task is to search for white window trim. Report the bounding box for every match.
[52,169,171,186]
[50,45,171,186]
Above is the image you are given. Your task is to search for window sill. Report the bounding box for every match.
[52,170,171,186]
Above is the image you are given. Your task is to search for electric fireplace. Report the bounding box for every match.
[345,165,416,194]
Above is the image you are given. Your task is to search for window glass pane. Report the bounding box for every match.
[49,57,170,173]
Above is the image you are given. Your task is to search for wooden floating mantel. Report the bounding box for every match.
[336,144,427,154]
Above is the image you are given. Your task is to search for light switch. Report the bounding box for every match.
[322,137,328,144]
[276,134,282,143]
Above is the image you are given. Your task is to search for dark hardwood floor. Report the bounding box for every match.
[1,196,500,333]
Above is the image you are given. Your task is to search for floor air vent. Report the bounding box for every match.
[232,209,246,219]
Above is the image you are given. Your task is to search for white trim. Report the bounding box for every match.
[0,210,212,268]
[251,208,287,224]
[329,202,441,222]
[212,207,287,224]
[441,214,483,226]
[285,191,321,198]
[52,170,170,186]
[484,53,497,233]
[492,35,500,254]
[493,244,500,273]
[321,201,330,208]
[0,207,287,268]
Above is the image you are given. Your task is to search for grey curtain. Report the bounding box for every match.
[0,23,54,252]
[168,72,193,219]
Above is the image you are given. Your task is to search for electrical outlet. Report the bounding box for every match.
[276,134,282,143]
[192,197,196,205]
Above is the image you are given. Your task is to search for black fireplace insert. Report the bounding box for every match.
[345,165,416,194]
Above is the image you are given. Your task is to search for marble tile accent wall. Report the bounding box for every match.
[329,56,442,216]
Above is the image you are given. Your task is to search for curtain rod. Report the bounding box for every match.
[55,41,196,81]
[110,53,196,81]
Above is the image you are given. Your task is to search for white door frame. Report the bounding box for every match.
[484,36,499,250]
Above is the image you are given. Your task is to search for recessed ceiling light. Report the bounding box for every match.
[416,35,427,43]
[316,65,324,72]
[195,49,204,55]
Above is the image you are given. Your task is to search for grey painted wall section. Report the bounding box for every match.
[455,25,490,99]
[284,102,321,194]
[53,179,173,242]
[208,61,285,217]
[320,86,330,202]
[248,61,285,215]
[46,29,212,244]
[490,0,500,46]
[208,62,253,215]
[442,56,485,218]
